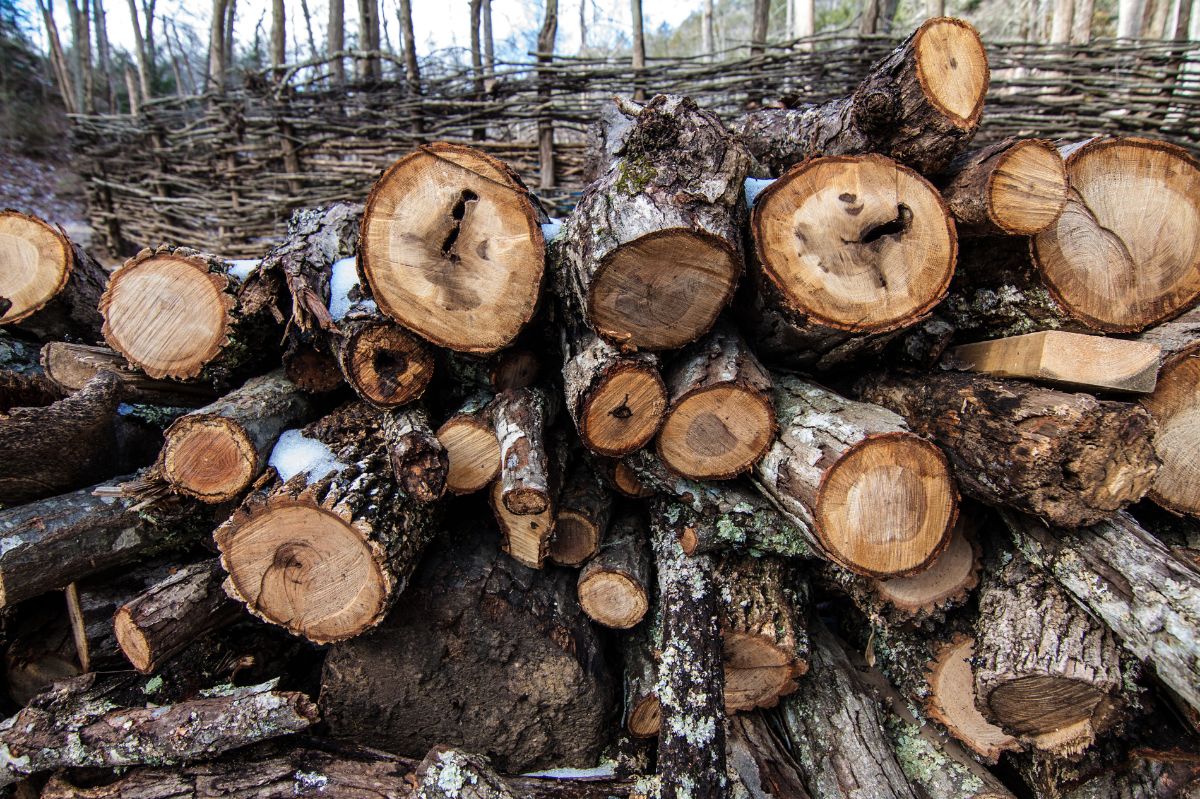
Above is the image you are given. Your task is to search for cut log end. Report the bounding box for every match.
[753,154,956,334]
[657,386,775,481]
[100,252,234,380]
[611,460,655,498]
[578,570,648,629]
[580,363,667,456]
[360,143,544,353]
[504,487,549,515]
[437,416,500,494]
[816,433,957,577]
[589,229,739,351]
[216,498,389,643]
[986,675,1117,743]
[628,694,662,738]
[340,323,435,408]
[1144,348,1200,515]
[913,18,989,128]
[723,631,805,712]
[552,512,601,566]
[874,516,979,614]
[161,417,256,502]
[1034,138,1200,332]
[0,210,72,324]
[986,139,1068,235]
[926,636,1021,763]
[490,480,552,568]
[111,606,153,673]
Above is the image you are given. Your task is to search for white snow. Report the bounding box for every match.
[743,177,776,207]
[521,764,617,779]
[541,217,564,242]
[227,259,260,281]
[268,429,344,482]
[329,256,367,321]
[117,403,136,416]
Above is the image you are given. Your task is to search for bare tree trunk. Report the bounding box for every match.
[1051,0,1075,40]
[37,0,77,113]
[797,0,815,41]
[926,0,946,15]
[786,0,793,39]
[398,0,420,133]
[1072,0,1095,40]
[482,0,495,90]
[1165,0,1193,37]
[66,0,93,113]
[207,0,228,89]
[861,0,881,34]
[123,63,139,113]
[357,0,381,80]
[223,0,236,79]
[469,0,484,139]
[1118,0,1145,36]
[172,22,197,92]
[326,0,344,82]
[751,0,769,54]
[702,0,715,58]
[630,0,645,101]
[142,0,157,76]
[298,0,317,59]
[126,0,153,99]
[580,0,588,51]
[163,20,185,95]
[93,0,115,109]
[270,0,285,74]
[537,0,558,189]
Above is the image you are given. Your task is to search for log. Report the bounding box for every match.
[558,95,750,352]
[66,562,176,675]
[725,712,812,799]
[100,245,279,383]
[1001,509,1200,715]
[577,511,651,629]
[5,596,84,705]
[488,453,559,569]
[549,458,613,566]
[158,369,315,502]
[1060,749,1200,799]
[657,321,775,480]
[214,401,440,643]
[946,331,1161,393]
[1136,306,1200,516]
[606,457,656,499]
[40,342,217,405]
[648,499,728,799]
[0,476,217,608]
[754,374,957,577]
[437,392,500,494]
[445,347,542,398]
[414,747,517,799]
[381,405,448,503]
[858,370,1160,526]
[359,142,546,353]
[778,619,923,799]
[114,559,242,674]
[492,386,558,515]
[714,555,808,713]
[733,17,988,176]
[562,328,667,456]
[742,154,957,369]
[332,293,435,408]
[973,546,1122,756]
[0,210,106,341]
[937,138,1068,236]
[319,521,614,773]
[282,335,343,393]
[623,619,661,739]
[0,675,317,787]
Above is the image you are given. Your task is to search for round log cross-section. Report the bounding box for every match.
[0,211,71,325]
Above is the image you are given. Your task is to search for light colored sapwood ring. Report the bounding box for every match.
[914,17,989,127]
[0,211,71,324]
[162,417,256,501]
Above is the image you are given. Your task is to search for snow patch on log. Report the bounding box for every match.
[329,256,375,321]
[541,218,564,241]
[268,429,344,481]
[743,178,774,207]
[227,259,260,281]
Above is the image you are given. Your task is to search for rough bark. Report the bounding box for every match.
[623,617,661,738]
[492,386,558,515]
[725,712,812,799]
[436,392,499,495]
[380,405,448,503]
[1060,749,1200,799]
[320,521,614,774]
[40,342,216,406]
[578,511,651,629]
[550,457,612,566]
[734,18,986,175]
[859,370,1159,526]
[936,138,1068,236]
[114,559,241,674]
[332,295,435,409]
[489,429,567,569]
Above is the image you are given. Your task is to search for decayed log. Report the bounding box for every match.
[40,342,217,405]
[648,499,728,799]
[558,95,750,352]
[492,386,558,515]
[742,154,958,369]
[445,347,542,399]
[578,511,651,629]
[414,746,518,799]
[114,559,241,674]
[657,321,775,480]
[320,521,614,773]
[754,374,957,577]
[437,392,500,494]
[946,331,1162,393]
[282,335,343,393]
[1136,306,1200,516]
[0,675,317,787]
[623,619,661,739]
[0,476,217,608]
[100,245,279,383]
[1001,509,1200,715]
[973,546,1122,756]
[562,328,667,456]
[157,369,315,502]
[549,458,613,566]
[332,293,435,408]
[714,555,808,712]
[0,210,106,341]
[214,401,440,643]
[858,370,1159,526]
[360,143,546,353]
[778,620,923,799]
[1059,749,1200,799]
[936,138,1068,236]
[381,406,448,503]
[725,712,812,799]
[733,17,988,176]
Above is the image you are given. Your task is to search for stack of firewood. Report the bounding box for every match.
[1,16,1199,799]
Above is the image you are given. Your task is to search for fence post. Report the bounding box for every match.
[536,0,558,190]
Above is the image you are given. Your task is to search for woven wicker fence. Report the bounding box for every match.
[70,35,1200,258]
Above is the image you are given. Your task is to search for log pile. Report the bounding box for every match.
[1,16,1199,799]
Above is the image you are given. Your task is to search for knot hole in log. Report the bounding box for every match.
[440,189,480,264]
[610,394,634,420]
[859,203,912,246]
[373,349,410,395]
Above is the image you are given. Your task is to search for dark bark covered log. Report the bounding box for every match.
[414,746,518,799]
[40,342,217,405]
[0,210,106,342]
[725,712,812,799]
[0,475,218,608]
[623,618,661,739]
[558,95,750,352]
[360,143,546,354]
[437,392,500,494]
[973,546,1122,755]
[320,521,614,773]
[741,155,957,370]
[114,559,241,674]
[577,511,650,629]
[657,321,775,480]
[158,369,315,502]
[444,347,542,398]
[1060,749,1200,799]
[381,405,448,503]
[714,555,808,712]
[936,138,1068,236]
[4,596,83,705]
[733,17,988,176]
[550,458,613,566]
[649,498,728,799]
[492,386,558,515]
[67,562,176,674]
[0,675,317,787]
[1001,509,1200,716]
[282,334,344,393]
[858,370,1159,526]
[332,294,435,409]
[778,619,922,799]
[755,374,957,577]
[214,401,440,643]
